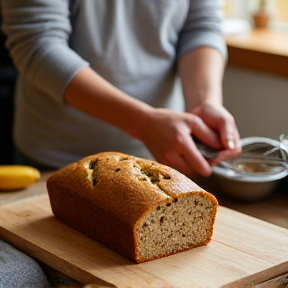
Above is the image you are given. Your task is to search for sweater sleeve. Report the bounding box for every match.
[177,0,227,61]
[1,0,89,104]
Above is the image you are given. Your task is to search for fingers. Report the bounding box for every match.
[162,151,199,179]
[141,106,240,178]
[210,106,240,150]
[190,116,222,150]
[209,148,242,166]
[193,102,241,151]
[161,130,213,177]
[180,134,213,177]
[219,118,241,150]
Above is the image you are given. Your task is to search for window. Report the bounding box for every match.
[276,0,288,23]
[223,0,288,31]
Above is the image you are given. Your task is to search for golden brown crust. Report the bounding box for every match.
[47,151,218,263]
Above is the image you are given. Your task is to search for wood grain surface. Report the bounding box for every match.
[0,191,288,288]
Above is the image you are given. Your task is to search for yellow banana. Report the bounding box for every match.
[0,165,41,191]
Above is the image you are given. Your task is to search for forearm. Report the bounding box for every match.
[178,47,240,150]
[178,47,225,112]
[65,66,154,139]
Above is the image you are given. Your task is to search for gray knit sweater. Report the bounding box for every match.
[0,239,48,288]
[1,0,227,168]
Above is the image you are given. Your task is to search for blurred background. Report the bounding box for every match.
[221,0,288,141]
[0,7,17,165]
[0,0,287,165]
[223,0,288,28]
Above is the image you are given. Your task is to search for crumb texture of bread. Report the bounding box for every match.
[47,152,218,263]
[136,194,215,263]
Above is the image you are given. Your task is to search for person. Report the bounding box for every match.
[1,2,241,285]
[1,0,240,179]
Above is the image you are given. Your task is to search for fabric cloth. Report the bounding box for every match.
[0,239,49,288]
[1,0,227,169]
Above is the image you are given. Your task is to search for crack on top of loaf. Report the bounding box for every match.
[89,158,99,170]
[119,156,129,161]
[136,161,172,188]
[88,158,99,187]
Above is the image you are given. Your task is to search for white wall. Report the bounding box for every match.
[223,66,288,140]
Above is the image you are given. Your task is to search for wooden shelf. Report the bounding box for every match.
[225,29,288,77]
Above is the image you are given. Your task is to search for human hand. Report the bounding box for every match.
[192,101,240,150]
[191,101,242,168]
[137,107,238,178]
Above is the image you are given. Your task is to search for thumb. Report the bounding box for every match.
[190,115,222,149]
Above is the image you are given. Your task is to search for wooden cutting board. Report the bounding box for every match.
[0,190,288,288]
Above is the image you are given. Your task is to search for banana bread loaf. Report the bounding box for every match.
[47,152,218,263]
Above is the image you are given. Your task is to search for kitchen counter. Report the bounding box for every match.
[225,29,288,78]
[1,172,288,287]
